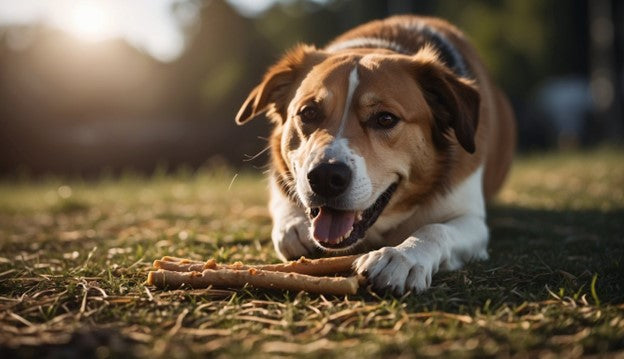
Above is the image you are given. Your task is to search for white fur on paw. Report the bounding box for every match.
[272,217,317,261]
[354,246,434,295]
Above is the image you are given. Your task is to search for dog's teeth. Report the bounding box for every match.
[355,212,363,222]
[332,227,353,245]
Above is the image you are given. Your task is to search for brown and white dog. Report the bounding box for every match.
[236,15,515,295]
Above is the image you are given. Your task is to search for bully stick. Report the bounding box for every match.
[153,254,361,276]
[146,267,359,295]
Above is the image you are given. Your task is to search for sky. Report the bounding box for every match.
[0,0,301,62]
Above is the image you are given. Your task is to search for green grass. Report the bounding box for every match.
[1,148,623,358]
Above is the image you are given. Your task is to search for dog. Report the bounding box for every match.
[235,15,515,295]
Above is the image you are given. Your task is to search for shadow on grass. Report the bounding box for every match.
[398,205,624,312]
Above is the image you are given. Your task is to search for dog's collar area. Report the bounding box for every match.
[307,182,398,249]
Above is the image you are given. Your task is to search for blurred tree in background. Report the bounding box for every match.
[0,0,621,176]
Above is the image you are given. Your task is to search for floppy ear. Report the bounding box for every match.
[412,50,480,153]
[235,44,318,125]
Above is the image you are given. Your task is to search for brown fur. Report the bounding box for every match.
[237,15,515,216]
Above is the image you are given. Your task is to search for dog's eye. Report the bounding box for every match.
[298,105,321,123]
[369,112,400,129]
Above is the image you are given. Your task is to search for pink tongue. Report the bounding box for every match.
[312,207,356,244]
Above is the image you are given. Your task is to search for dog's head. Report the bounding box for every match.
[236,44,480,252]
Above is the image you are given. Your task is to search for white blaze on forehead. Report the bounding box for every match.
[336,66,359,138]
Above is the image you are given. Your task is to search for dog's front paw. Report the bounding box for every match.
[354,246,434,295]
[272,217,319,261]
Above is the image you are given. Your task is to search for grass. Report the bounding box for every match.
[1,148,623,358]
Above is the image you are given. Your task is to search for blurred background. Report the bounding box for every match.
[0,0,622,177]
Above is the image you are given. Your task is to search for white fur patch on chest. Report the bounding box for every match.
[411,166,486,230]
[429,165,486,221]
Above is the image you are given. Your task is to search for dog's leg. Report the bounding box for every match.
[354,214,489,295]
[355,167,489,295]
[269,179,319,261]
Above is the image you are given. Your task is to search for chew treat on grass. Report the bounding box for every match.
[146,268,359,295]
[148,255,362,295]
[153,255,360,276]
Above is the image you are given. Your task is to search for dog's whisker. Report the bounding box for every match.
[243,146,271,162]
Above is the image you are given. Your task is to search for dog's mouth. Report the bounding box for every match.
[307,182,398,249]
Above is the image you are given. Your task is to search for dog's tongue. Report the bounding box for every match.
[311,207,356,244]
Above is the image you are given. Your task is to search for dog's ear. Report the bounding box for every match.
[236,44,318,125]
[411,47,480,153]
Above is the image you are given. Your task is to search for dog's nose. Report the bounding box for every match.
[307,162,352,198]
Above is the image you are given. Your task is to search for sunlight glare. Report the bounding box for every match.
[67,0,112,42]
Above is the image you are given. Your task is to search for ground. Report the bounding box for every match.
[1,148,623,358]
